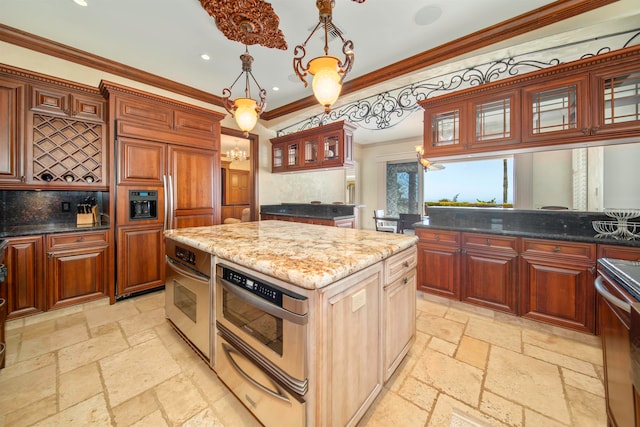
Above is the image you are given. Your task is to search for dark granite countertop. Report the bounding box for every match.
[598,258,640,302]
[0,222,110,238]
[261,203,356,220]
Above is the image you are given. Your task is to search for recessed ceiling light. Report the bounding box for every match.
[272,86,279,91]
[414,5,442,26]
[73,0,88,6]
[200,54,210,61]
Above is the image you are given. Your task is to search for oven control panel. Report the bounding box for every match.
[175,246,196,266]
[222,267,288,306]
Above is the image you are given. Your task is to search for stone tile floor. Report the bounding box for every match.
[0,290,606,426]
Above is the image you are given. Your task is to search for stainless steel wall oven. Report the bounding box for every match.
[215,262,309,427]
[165,238,212,362]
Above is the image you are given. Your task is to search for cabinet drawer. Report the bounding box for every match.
[47,231,108,250]
[597,244,640,261]
[521,238,595,261]
[115,96,173,128]
[30,85,68,115]
[462,233,518,253]
[415,229,460,246]
[385,246,417,285]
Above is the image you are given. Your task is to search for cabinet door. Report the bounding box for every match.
[469,90,520,149]
[591,63,640,137]
[461,234,519,314]
[520,255,595,333]
[384,269,416,382]
[225,169,250,205]
[302,136,320,168]
[522,75,590,143]
[5,236,45,319]
[285,141,302,169]
[0,78,25,184]
[29,84,69,116]
[423,101,466,156]
[116,225,164,296]
[117,137,166,185]
[319,131,343,167]
[416,243,460,299]
[47,245,108,310]
[168,145,217,228]
[271,142,286,173]
[598,272,635,427]
[174,109,219,149]
[70,93,104,122]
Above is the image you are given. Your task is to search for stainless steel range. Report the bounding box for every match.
[215,261,309,427]
[165,238,213,363]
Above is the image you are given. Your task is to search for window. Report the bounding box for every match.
[386,161,421,215]
[424,157,513,207]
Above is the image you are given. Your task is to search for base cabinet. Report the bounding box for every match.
[5,236,45,319]
[261,214,355,228]
[116,225,164,296]
[520,239,596,333]
[416,229,460,299]
[46,231,109,310]
[461,234,519,314]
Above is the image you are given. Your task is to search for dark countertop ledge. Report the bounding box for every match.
[0,222,110,238]
[415,223,640,248]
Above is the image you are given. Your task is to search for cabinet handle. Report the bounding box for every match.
[486,238,491,246]
[552,246,560,253]
[402,261,409,268]
[402,277,408,285]
[588,265,596,275]
[581,128,590,135]
[591,126,599,135]
[76,237,84,242]
[20,176,25,182]
[47,252,53,259]
[434,235,440,241]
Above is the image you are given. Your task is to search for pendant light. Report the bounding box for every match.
[293,0,355,112]
[222,47,266,136]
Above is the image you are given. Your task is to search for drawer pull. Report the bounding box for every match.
[434,235,440,241]
[76,237,84,242]
[402,277,408,285]
[486,239,491,246]
[402,261,409,268]
[552,246,560,253]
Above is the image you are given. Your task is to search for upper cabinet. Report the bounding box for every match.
[270,121,356,173]
[0,65,108,189]
[419,46,640,157]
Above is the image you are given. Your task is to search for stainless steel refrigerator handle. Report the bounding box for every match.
[168,174,174,229]
[595,276,631,313]
[162,175,168,231]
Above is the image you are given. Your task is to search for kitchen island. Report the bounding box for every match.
[164,220,417,427]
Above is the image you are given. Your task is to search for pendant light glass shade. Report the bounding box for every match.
[309,56,342,111]
[233,98,259,133]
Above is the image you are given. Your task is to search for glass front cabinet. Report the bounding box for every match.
[270,121,356,173]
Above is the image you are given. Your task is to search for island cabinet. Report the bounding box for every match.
[270,121,356,173]
[260,213,355,228]
[45,231,110,310]
[383,246,417,382]
[460,233,519,315]
[415,228,461,299]
[318,262,384,427]
[419,45,640,157]
[520,238,596,333]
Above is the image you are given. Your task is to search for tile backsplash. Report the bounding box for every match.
[0,190,107,226]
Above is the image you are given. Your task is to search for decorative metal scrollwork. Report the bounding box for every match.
[277,28,640,136]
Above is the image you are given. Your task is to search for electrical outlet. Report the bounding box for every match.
[61,201,70,212]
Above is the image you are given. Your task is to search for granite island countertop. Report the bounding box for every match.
[164,220,417,290]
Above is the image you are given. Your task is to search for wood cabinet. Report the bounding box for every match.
[520,238,596,333]
[116,225,164,297]
[46,231,110,309]
[598,244,640,262]
[5,236,45,319]
[415,228,460,299]
[461,233,519,314]
[260,213,355,228]
[419,46,640,157]
[29,83,104,122]
[383,247,417,382]
[597,269,636,427]
[319,263,383,426]
[270,121,356,173]
[0,77,26,185]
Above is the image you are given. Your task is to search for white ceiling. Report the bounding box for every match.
[1,0,639,149]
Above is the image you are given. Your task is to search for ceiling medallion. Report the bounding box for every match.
[199,0,287,50]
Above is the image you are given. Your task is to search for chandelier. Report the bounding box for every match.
[293,0,356,113]
[227,144,248,161]
[222,46,266,136]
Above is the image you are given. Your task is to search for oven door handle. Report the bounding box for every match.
[166,257,210,284]
[221,341,291,403]
[595,276,631,313]
[219,278,308,325]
